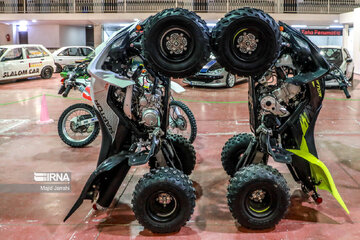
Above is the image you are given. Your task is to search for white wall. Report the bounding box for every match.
[59,25,86,47]
[28,25,60,48]
[0,24,14,45]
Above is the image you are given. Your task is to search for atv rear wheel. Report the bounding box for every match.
[132,167,195,233]
[211,7,281,77]
[227,164,290,229]
[142,8,211,78]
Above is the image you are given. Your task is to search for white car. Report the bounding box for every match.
[320,46,355,87]
[52,46,94,72]
[0,44,56,82]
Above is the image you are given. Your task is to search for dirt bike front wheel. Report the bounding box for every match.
[168,100,197,143]
[58,103,100,148]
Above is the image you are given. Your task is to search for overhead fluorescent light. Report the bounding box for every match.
[329,25,344,29]
[291,25,307,28]
[119,23,131,27]
[32,20,37,23]
[18,21,28,32]
[334,19,339,23]
[206,23,216,27]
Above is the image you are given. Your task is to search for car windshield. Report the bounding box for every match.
[87,51,95,58]
[0,48,6,58]
[320,48,342,61]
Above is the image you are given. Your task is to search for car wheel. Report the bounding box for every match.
[41,66,54,79]
[226,73,236,88]
[55,63,62,73]
[349,68,354,82]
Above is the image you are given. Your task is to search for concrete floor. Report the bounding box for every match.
[0,74,360,240]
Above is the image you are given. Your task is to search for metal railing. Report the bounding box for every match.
[0,0,359,14]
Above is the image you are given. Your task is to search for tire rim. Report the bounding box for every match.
[227,74,235,87]
[236,32,259,55]
[62,108,95,143]
[146,191,179,222]
[160,27,193,62]
[168,105,191,140]
[44,68,52,78]
[231,26,267,62]
[245,186,275,218]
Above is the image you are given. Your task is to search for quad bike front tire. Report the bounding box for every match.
[149,134,196,175]
[132,167,196,233]
[142,8,211,78]
[227,164,290,230]
[168,100,197,143]
[221,133,268,177]
[58,103,100,148]
[211,7,281,77]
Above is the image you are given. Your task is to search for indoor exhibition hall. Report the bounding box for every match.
[0,0,360,239]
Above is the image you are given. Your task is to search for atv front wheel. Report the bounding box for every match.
[149,134,196,175]
[132,167,195,233]
[142,8,211,78]
[227,164,290,229]
[221,133,267,176]
[211,7,281,77]
[58,103,100,147]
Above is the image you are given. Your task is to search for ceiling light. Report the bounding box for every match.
[291,25,307,28]
[18,21,28,32]
[329,25,344,29]
[334,20,339,23]
[206,23,216,27]
[32,20,37,23]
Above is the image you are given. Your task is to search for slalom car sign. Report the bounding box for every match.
[3,68,40,78]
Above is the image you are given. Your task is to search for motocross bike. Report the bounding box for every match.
[58,61,197,147]
[64,8,210,233]
[58,61,100,147]
[211,8,350,229]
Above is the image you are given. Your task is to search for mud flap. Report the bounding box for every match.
[63,152,129,221]
[288,149,349,214]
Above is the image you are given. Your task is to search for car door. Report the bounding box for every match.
[24,46,46,77]
[343,48,354,79]
[57,47,82,65]
[0,47,29,80]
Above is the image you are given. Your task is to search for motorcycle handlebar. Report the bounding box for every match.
[62,84,72,97]
[341,86,351,99]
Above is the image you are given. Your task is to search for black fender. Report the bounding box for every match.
[64,152,129,221]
